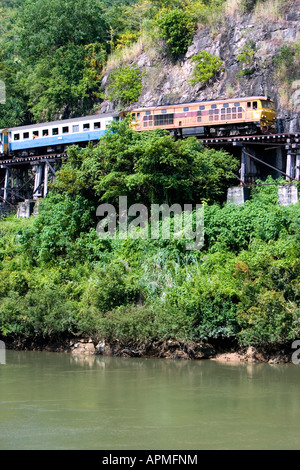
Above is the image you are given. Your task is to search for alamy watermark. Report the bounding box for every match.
[96,196,204,251]
[0,81,6,105]
[0,340,6,365]
[291,340,300,365]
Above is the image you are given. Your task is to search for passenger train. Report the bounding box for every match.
[0,96,277,159]
[0,113,119,158]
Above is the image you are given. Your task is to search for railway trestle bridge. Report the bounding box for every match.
[0,132,299,216]
[201,132,300,183]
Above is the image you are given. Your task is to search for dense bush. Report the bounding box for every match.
[107,65,144,107]
[190,52,223,86]
[156,7,197,58]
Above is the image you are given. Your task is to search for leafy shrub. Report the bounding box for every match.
[274,40,300,84]
[236,40,256,77]
[190,51,223,86]
[157,7,196,59]
[107,64,144,107]
[238,290,300,346]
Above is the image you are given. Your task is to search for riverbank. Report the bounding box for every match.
[2,335,293,364]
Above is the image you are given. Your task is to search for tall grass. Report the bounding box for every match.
[224,0,245,17]
[253,0,285,21]
[105,41,144,73]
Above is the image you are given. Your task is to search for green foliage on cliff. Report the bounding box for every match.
[236,41,257,77]
[190,52,223,85]
[156,8,197,58]
[274,39,300,84]
[107,65,145,107]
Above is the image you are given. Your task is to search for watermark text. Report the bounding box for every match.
[96,197,204,251]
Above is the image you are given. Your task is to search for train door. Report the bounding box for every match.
[246,101,254,121]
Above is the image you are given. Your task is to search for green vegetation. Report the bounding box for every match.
[190,51,223,86]
[1,0,299,352]
[236,40,257,77]
[0,0,290,127]
[0,121,299,349]
[274,39,300,109]
[156,8,197,59]
[274,40,300,85]
[107,65,145,107]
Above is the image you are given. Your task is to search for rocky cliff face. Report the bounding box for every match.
[101,1,300,133]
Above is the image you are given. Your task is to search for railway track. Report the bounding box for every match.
[199,132,300,146]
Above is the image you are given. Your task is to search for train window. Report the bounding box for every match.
[63,126,69,134]
[247,102,252,108]
[183,107,189,112]
[43,129,49,136]
[199,106,205,110]
[52,128,59,135]
[253,101,257,109]
[211,104,217,109]
[234,102,240,107]
[14,134,20,141]
[33,131,39,138]
[146,111,151,115]
[154,113,174,126]
[94,122,101,129]
[83,123,90,131]
[72,125,79,133]
[261,100,275,109]
[23,132,29,139]
[223,103,229,108]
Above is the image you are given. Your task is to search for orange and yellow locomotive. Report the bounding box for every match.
[126,96,277,137]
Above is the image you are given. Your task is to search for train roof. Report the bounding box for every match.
[7,112,119,132]
[129,96,274,112]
